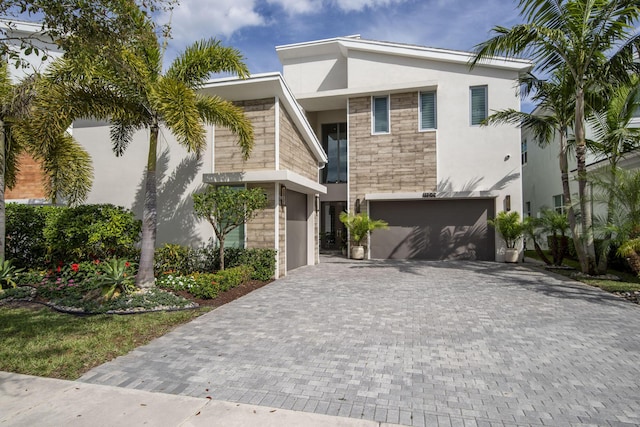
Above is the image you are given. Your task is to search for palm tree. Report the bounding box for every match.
[587,79,640,271]
[595,167,640,275]
[0,61,92,261]
[472,0,640,275]
[31,17,254,288]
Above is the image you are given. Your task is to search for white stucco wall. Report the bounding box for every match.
[73,122,215,247]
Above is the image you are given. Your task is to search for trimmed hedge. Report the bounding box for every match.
[154,244,276,281]
[156,265,254,299]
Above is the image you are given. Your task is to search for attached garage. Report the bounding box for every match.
[286,189,308,271]
[369,198,495,261]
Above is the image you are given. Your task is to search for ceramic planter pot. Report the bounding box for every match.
[351,245,365,260]
[504,248,519,263]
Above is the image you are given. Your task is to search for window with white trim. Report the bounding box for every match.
[470,85,488,126]
[553,194,565,214]
[419,91,437,130]
[372,95,390,134]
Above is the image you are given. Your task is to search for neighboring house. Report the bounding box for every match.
[521,108,640,235]
[1,19,63,205]
[277,36,532,261]
[74,73,327,278]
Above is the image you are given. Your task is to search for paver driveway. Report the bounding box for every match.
[80,256,640,427]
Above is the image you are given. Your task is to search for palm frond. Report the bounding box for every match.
[195,94,254,160]
[151,77,207,153]
[166,39,249,87]
[34,132,93,206]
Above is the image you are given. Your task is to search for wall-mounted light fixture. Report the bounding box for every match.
[355,198,361,213]
[505,195,511,211]
[280,186,287,207]
[315,195,320,212]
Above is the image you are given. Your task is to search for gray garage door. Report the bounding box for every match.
[369,199,495,261]
[286,190,307,271]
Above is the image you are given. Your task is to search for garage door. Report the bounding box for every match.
[286,190,307,271]
[369,199,495,261]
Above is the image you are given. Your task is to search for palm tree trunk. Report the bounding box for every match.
[574,87,597,274]
[560,133,586,271]
[136,123,159,288]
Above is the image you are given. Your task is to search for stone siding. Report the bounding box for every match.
[215,99,276,172]
[279,106,318,180]
[246,183,276,250]
[348,92,437,215]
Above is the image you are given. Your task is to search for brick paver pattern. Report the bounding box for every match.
[80,257,640,426]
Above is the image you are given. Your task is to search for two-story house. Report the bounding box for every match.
[276,36,532,261]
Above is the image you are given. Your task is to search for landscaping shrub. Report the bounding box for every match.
[155,244,191,275]
[216,265,253,291]
[153,244,276,280]
[190,273,220,299]
[44,204,141,264]
[6,204,54,269]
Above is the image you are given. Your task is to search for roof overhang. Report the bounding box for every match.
[277,36,533,73]
[200,73,327,165]
[203,170,327,195]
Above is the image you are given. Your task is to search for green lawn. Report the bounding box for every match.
[0,305,209,380]
[525,250,640,293]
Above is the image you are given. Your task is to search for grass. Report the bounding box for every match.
[0,305,210,380]
[525,250,640,293]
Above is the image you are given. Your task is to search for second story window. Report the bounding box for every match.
[372,95,390,134]
[322,123,348,184]
[522,138,528,165]
[420,91,437,130]
[470,85,488,126]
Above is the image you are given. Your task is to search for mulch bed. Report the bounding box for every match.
[171,279,272,309]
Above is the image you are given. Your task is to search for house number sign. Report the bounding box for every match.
[422,192,437,198]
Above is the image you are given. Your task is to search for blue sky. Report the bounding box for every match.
[162,0,525,74]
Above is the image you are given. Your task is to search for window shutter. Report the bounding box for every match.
[373,96,389,133]
[420,92,436,129]
[471,86,487,125]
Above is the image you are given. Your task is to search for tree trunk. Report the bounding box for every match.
[574,87,597,274]
[533,239,552,265]
[136,123,159,289]
[560,133,586,271]
[219,235,225,271]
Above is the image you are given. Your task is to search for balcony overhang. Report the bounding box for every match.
[203,170,327,195]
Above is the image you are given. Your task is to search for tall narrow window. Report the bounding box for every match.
[221,185,245,248]
[470,85,488,126]
[420,91,437,130]
[372,95,389,134]
[322,123,348,184]
[525,201,531,218]
[553,194,565,214]
[521,138,528,165]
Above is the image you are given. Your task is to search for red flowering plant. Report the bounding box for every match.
[39,260,103,295]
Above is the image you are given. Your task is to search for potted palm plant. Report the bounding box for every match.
[339,212,388,260]
[488,211,523,263]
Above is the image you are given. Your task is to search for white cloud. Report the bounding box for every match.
[167,0,264,44]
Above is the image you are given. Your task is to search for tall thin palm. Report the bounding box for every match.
[0,62,92,261]
[31,19,253,288]
[472,0,640,275]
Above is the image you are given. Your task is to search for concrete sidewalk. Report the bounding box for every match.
[0,372,401,426]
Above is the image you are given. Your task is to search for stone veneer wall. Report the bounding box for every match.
[246,183,276,250]
[214,98,276,172]
[5,153,46,200]
[348,92,437,216]
[279,107,318,181]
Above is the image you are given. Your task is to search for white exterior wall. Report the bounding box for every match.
[73,123,215,247]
